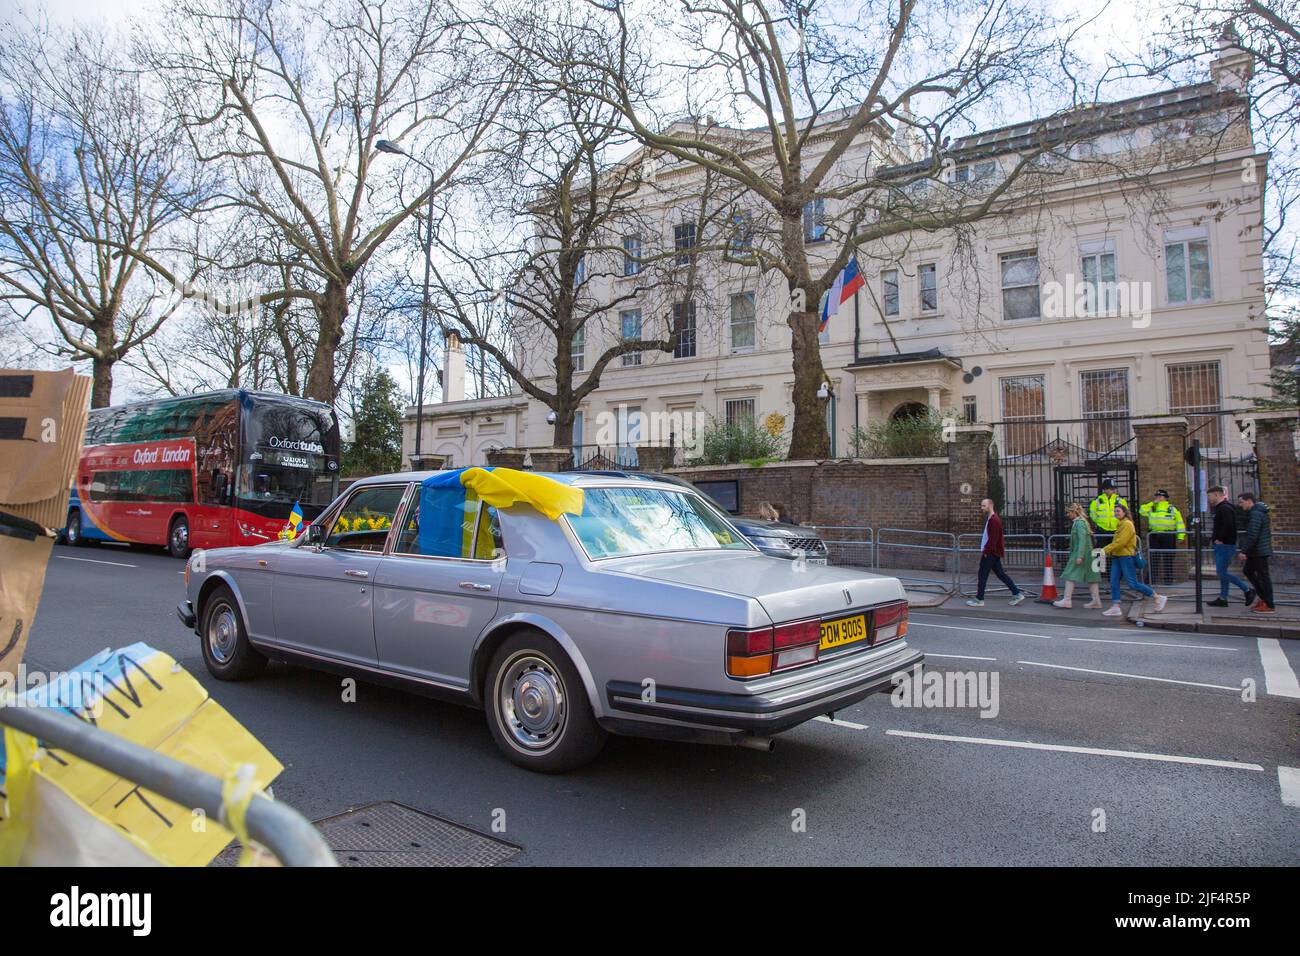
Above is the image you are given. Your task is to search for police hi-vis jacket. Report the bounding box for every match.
[1089,492,1128,532]
[1139,500,1186,540]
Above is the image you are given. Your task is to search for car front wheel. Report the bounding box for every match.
[485,631,606,773]
[200,584,266,681]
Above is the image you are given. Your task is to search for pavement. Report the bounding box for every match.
[23,541,1300,866]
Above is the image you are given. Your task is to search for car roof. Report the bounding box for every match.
[351,470,692,492]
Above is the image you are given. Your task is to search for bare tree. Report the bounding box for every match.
[427,46,737,448]
[0,20,205,406]
[507,0,1120,457]
[137,0,515,405]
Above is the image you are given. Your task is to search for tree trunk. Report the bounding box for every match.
[551,408,574,448]
[90,355,114,409]
[786,308,831,460]
[305,280,347,404]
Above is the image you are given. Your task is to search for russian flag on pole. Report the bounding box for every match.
[819,257,865,332]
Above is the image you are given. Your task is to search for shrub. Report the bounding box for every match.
[693,415,785,465]
[850,407,957,459]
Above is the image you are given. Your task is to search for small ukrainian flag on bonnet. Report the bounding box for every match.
[286,500,304,539]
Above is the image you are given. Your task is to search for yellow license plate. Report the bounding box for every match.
[819,614,867,650]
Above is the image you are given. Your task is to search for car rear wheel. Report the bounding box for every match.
[485,631,605,773]
[200,584,266,681]
[168,515,191,559]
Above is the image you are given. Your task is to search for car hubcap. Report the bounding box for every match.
[172,522,187,552]
[67,518,78,543]
[499,654,566,752]
[208,603,238,664]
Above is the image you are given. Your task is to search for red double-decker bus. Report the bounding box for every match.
[63,389,340,557]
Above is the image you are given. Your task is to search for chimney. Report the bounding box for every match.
[1211,22,1253,91]
[442,332,465,403]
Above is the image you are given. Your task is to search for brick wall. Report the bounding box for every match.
[1133,419,1189,518]
[668,458,950,530]
[1253,415,1300,535]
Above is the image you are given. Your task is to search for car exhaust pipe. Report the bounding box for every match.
[735,735,775,752]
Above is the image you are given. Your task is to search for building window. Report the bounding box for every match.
[572,410,584,454]
[573,255,586,286]
[919,263,938,312]
[1079,368,1131,453]
[673,222,696,265]
[725,398,756,427]
[882,269,900,316]
[728,213,752,254]
[999,374,1046,457]
[730,292,756,352]
[622,236,642,276]
[672,301,696,359]
[616,404,642,449]
[1000,249,1041,321]
[620,309,642,367]
[803,198,826,243]
[1165,231,1212,304]
[962,395,977,424]
[1080,244,1118,315]
[571,325,586,373]
[951,160,996,183]
[1168,360,1223,448]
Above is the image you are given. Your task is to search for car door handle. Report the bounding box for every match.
[344,569,369,579]
[459,581,492,591]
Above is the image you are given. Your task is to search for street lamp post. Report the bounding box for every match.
[376,139,437,470]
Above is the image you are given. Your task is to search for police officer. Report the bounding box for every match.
[1088,478,1129,536]
[1139,489,1185,586]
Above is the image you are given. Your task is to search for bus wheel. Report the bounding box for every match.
[64,510,85,547]
[168,516,191,559]
[200,585,266,681]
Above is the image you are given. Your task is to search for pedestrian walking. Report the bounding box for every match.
[966,498,1027,607]
[1088,478,1129,535]
[1237,492,1275,613]
[756,501,780,522]
[1138,489,1185,586]
[1053,502,1102,609]
[1101,503,1167,617]
[1206,486,1252,607]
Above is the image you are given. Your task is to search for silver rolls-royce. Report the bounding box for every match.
[177,471,923,772]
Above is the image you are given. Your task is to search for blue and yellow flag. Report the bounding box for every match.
[282,500,304,540]
[415,467,583,558]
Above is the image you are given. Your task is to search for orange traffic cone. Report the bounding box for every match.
[1035,551,1059,604]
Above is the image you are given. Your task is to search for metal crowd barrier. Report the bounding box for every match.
[957,533,1046,598]
[874,528,959,593]
[812,525,874,571]
[0,702,337,867]
[1143,531,1300,607]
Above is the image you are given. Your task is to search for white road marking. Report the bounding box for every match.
[924,653,998,661]
[910,621,1051,640]
[913,613,1113,631]
[1067,637,1238,651]
[1015,660,1240,692]
[885,729,1264,772]
[55,555,137,569]
[1279,767,1300,808]
[814,715,869,730]
[1257,638,1300,699]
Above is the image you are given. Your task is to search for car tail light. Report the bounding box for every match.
[727,619,821,678]
[872,601,908,645]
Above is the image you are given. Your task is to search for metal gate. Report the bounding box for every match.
[1054,463,1139,532]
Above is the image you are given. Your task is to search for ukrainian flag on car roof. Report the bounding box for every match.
[416,467,584,558]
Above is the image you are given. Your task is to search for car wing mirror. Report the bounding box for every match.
[306,522,325,550]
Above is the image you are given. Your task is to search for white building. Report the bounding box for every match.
[404,43,1269,471]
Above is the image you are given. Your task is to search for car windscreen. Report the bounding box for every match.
[567,486,753,559]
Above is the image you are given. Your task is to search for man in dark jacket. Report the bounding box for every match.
[1237,492,1275,613]
[966,498,1026,607]
[1207,486,1252,607]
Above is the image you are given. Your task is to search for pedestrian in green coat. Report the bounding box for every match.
[1055,502,1102,609]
